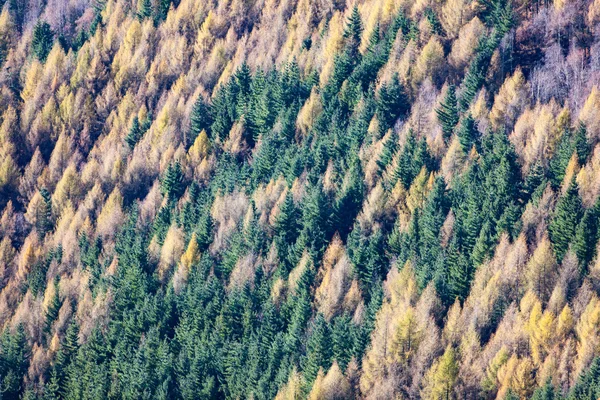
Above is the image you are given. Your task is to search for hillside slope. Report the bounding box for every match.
[2,0,600,398]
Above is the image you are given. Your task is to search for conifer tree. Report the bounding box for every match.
[189,96,212,146]
[456,113,478,151]
[376,131,397,172]
[436,85,459,142]
[32,21,54,63]
[161,162,185,201]
[549,181,583,262]
[573,122,591,164]
[137,0,153,20]
[376,74,409,132]
[125,117,141,150]
[38,188,53,237]
[303,314,331,386]
[344,6,363,58]
[44,278,61,339]
[573,204,599,274]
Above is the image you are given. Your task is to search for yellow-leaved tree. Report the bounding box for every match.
[421,346,459,400]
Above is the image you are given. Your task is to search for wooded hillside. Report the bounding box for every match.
[2,0,600,398]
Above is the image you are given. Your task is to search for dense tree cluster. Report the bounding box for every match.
[2,0,600,398]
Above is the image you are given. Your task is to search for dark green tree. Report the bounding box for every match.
[456,113,479,152]
[549,181,584,262]
[161,162,185,201]
[343,6,363,58]
[436,85,459,142]
[32,21,54,63]
[376,74,409,132]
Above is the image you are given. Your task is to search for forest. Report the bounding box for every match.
[2,0,600,398]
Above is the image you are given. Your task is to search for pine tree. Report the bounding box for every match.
[38,188,53,237]
[275,191,300,246]
[154,0,171,23]
[161,162,185,201]
[549,132,574,188]
[531,379,559,400]
[447,238,472,302]
[573,122,590,164]
[549,181,584,262]
[44,278,61,339]
[376,130,398,172]
[331,316,352,371]
[471,221,493,265]
[456,113,478,151]
[137,0,153,20]
[436,85,459,142]
[189,96,213,146]
[344,6,363,58]
[125,117,141,150]
[32,21,54,63]
[573,204,599,274]
[376,74,409,132]
[302,314,331,386]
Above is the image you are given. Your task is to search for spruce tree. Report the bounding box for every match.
[376,130,398,172]
[38,188,54,237]
[137,0,153,20]
[344,6,363,58]
[573,205,599,274]
[302,314,331,386]
[161,162,185,201]
[189,96,212,146]
[549,181,584,262]
[32,21,54,63]
[331,315,352,371]
[125,117,141,150]
[44,278,61,339]
[456,113,478,152]
[436,85,459,142]
[376,74,409,132]
[574,122,590,164]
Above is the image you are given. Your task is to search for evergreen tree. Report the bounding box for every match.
[456,113,479,151]
[344,6,363,58]
[573,204,599,274]
[549,181,584,262]
[549,132,574,188]
[376,130,398,172]
[38,188,54,237]
[302,314,331,386]
[189,96,212,146]
[44,278,61,339]
[137,0,153,20]
[436,85,459,142]
[573,122,590,164]
[125,117,142,150]
[32,21,54,63]
[161,162,185,201]
[331,315,353,371]
[376,74,409,131]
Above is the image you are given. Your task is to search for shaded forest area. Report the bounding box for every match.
[2,0,600,398]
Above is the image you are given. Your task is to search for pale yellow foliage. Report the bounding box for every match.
[579,86,600,141]
[188,129,211,167]
[449,17,485,71]
[297,88,323,136]
[490,68,529,130]
[441,0,474,38]
[525,237,558,302]
[159,225,185,281]
[96,188,124,241]
[421,346,459,400]
[413,37,444,87]
[275,368,304,400]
